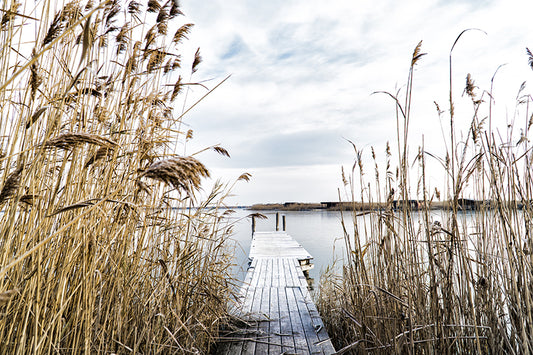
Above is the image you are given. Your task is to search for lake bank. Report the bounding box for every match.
[249,198,518,211]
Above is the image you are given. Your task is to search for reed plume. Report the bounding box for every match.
[84,146,115,167]
[0,1,237,353]
[0,166,23,204]
[527,47,533,70]
[43,132,117,150]
[169,0,183,18]
[318,36,533,354]
[0,2,21,28]
[411,40,426,66]
[127,1,141,15]
[192,47,202,73]
[141,156,210,196]
[147,0,161,13]
[173,23,194,44]
[213,145,231,157]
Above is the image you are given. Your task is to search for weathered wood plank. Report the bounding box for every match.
[286,286,311,354]
[220,232,335,354]
[223,259,257,355]
[250,232,313,262]
[278,282,296,353]
[272,257,279,288]
[294,286,328,354]
[241,285,262,354]
[269,286,282,353]
[255,286,270,354]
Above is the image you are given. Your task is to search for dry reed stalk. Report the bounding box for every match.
[317,37,533,354]
[0,0,237,353]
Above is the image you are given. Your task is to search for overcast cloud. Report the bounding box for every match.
[176,0,533,205]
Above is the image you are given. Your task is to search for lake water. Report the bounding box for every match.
[225,209,351,287]
[224,208,488,288]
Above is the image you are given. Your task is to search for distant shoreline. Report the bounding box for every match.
[249,199,516,211]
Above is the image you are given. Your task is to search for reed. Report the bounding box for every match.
[0,1,239,353]
[317,35,533,354]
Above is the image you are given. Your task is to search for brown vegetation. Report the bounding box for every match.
[317,35,533,353]
[0,1,239,353]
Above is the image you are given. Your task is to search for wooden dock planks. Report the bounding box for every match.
[249,231,313,261]
[220,231,335,355]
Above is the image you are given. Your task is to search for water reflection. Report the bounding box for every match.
[224,208,505,288]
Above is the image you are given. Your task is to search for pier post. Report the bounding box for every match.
[276,212,279,231]
[251,216,256,234]
[282,215,286,231]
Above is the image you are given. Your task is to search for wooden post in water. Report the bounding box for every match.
[282,215,286,231]
[275,212,279,231]
[251,215,256,234]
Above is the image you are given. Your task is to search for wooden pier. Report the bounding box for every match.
[219,232,335,354]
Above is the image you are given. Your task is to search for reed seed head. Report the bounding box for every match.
[212,145,230,158]
[527,47,533,71]
[141,156,210,196]
[237,173,251,182]
[464,73,476,98]
[126,1,139,14]
[173,23,193,45]
[43,132,118,150]
[169,0,183,18]
[411,40,426,67]
[0,166,23,204]
[84,146,115,167]
[1,2,21,29]
[171,76,183,101]
[147,0,161,13]
[192,47,202,74]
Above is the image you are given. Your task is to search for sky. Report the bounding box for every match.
[175,0,533,206]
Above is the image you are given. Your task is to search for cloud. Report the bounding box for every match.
[221,35,252,60]
[179,0,533,204]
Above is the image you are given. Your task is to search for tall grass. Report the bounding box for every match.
[0,1,239,353]
[317,35,533,353]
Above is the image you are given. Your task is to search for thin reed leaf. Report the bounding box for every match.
[26,106,48,129]
[79,14,92,65]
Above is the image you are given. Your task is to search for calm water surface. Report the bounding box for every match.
[225,209,351,286]
[224,208,485,288]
